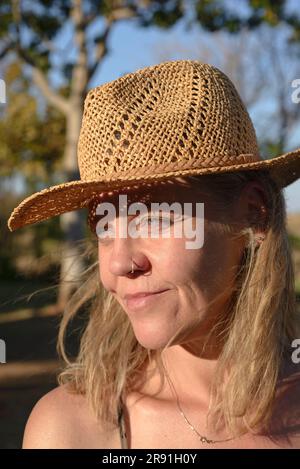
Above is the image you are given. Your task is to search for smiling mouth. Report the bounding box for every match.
[124,289,170,310]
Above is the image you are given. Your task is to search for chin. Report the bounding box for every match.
[132,325,179,350]
[136,338,170,350]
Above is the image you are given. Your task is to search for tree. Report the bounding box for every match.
[1,0,187,307]
[1,0,300,307]
[0,60,66,284]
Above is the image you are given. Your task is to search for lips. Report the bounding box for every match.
[123,289,170,310]
[124,290,168,300]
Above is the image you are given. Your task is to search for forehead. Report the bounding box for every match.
[98,177,209,208]
[87,177,213,231]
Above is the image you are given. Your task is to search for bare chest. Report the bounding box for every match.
[122,393,300,449]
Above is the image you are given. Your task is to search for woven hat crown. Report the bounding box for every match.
[78,60,260,182]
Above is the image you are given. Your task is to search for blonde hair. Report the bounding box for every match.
[57,169,299,438]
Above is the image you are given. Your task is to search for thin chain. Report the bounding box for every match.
[164,367,235,445]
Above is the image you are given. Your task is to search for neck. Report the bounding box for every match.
[161,344,220,404]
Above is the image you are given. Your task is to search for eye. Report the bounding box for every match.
[137,213,174,233]
[141,215,168,225]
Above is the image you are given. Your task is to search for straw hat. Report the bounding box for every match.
[8,59,300,231]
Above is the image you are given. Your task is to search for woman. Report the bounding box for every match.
[8,60,300,448]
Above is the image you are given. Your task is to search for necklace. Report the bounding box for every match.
[164,368,235,445]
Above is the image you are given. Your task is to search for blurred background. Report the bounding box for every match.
[0,0,300,448]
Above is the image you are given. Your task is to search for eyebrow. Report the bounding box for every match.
[97,197,183,221]
[98,182,204,213]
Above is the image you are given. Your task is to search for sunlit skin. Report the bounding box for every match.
[97,177,267,406]
[21,177,300,448]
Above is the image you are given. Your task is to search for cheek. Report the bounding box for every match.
[197,231,239,298]
[165,225,236,301]
[97,246,111,288]
[155,237,204,288]
[98,260,105,282]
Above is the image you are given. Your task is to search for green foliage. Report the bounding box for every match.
[0,61,65,188]
[259,140,286,160]
[194,0,299,39]
[150,1,185,28]
[288,233,300,251]
[0,1,13,39]
[0,60,66,280]
[0,189,64,280]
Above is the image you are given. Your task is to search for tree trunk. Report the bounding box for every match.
[57,102,85,309]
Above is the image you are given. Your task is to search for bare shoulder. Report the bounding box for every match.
[22,385,86,448]
[22,384,119,449]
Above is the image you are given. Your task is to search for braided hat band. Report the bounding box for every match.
[8,59,300,231]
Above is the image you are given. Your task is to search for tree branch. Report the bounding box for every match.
[87,4,138,83]
[12,0,70,115]
[87,17,113,83]
[108,5,138,22]
[0,41,14,60]
[15,46,70,115]
[70,0,89,103]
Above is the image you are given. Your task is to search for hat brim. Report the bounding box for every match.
[8,149,300,231]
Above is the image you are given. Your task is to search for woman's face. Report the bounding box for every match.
[97,178,245,353]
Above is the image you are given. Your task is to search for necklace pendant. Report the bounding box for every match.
[200,436,214,444]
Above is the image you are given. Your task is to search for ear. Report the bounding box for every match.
[234,180,268,241]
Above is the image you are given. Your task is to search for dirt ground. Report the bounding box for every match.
[0,275,86,449]
[0,380,57,448]
[0,315,65,449]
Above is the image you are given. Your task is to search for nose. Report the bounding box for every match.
[106,220,151,277]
